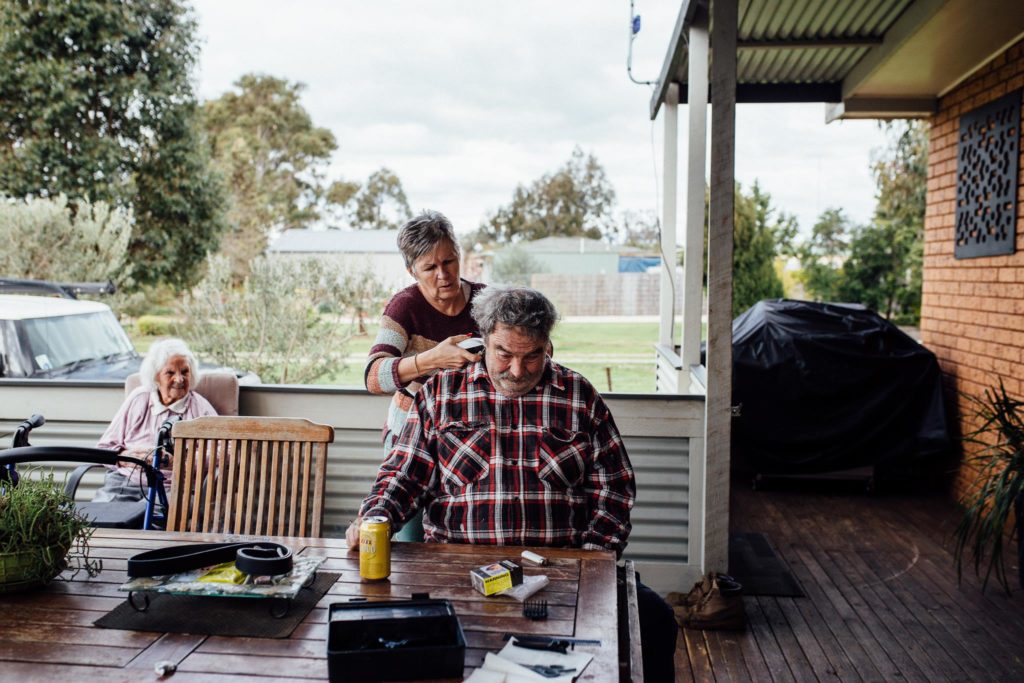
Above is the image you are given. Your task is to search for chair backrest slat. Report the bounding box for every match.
[166,416,334,538]
[298,441,313,537]
[288,442,301,537]
[211,439,227,532]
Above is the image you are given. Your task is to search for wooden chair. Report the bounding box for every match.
[67,373,240,529]
[166,416,334,537]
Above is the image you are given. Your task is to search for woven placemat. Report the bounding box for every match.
[95,571,339,638]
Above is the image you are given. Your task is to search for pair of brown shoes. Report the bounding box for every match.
[668,572,746,631]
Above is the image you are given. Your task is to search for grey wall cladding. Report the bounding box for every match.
[955,89,1020,259]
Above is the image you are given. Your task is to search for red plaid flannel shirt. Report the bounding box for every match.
[360,359,635,554]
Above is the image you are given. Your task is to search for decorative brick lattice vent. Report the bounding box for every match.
[954,90,1020,259]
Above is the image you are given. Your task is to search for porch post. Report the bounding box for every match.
[682,15,709,573]
[682,18,708,372]
[658,83,679,351]
[703,0,736,574]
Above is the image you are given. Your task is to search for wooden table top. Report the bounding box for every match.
[0,529,622,682]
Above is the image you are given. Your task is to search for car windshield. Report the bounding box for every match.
[21,311,135,371]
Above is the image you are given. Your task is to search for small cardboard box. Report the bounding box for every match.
[470,559,523,596]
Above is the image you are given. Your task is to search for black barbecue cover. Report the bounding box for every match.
[731,299,950,475]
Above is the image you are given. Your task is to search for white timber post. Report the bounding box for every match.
[659,83,679,351]
[682,21,708,373]
[682,16,710,573]
[703,0,736,575]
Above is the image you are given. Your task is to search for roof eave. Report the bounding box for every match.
[649,0,705,120]
[825,97,938,123]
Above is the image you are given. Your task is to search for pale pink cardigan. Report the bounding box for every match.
[96,387,217,486]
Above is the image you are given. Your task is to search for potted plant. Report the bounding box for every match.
[0,470,99,592]
[954,380,1024,593]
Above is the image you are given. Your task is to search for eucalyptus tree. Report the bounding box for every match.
[0,0,225,290]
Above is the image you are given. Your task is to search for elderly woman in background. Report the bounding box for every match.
[364,210,484,540]
[93,338,217,504]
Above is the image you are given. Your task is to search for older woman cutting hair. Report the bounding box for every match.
[93,338,217,504]
[364,210,484,540]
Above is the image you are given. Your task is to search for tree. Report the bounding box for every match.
[799,208,851,302]
[480,147,617,243]
[838,121,927,324]
[350,168,412,230]
[838,220,923,323]
[0,194,132,284]
[491,247,549,286]
[182,255,367,384]
[340,265,391,335]
[619,210,661,250]
[0,0,225,290]
[732,182,785,316]
[202,74,340,278]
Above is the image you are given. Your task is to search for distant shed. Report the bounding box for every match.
[505,236,623,275]
[267,229,411,291]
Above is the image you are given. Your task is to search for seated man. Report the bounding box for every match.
[347,286,677,681]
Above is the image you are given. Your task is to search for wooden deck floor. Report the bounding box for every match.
[675,482,1024,682]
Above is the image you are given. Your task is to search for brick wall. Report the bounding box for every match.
[921,38,1024,501]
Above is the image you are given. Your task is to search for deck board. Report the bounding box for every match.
[675,483,1024,682]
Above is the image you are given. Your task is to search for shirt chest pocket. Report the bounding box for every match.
[438,421,491,492]
[537,428,588,488]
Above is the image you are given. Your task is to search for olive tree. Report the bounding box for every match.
[0,194,132,284]
[182,256,377,384]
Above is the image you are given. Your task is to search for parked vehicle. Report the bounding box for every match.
[0,279,140,380]
[0,278,257,383]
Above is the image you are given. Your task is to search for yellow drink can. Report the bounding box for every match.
[359,516,391,581]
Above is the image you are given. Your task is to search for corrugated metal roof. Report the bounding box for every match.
[678,0,912,86]
[267,228,400,254]
[733,0,910,85]
[652,0,1024,119]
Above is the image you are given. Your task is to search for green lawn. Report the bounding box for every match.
[129,320,685,393]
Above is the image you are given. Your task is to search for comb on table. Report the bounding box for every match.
[523,599,548,620]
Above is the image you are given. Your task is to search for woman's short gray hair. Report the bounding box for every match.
[471,286,559,341]
[140,338,201,391]
[397,210,460,269]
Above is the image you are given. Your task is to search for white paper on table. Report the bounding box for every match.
[463,664,535,683]
[475,653,566,682]
[486,639,594,682]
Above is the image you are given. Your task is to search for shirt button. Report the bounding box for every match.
[513,495,520,501]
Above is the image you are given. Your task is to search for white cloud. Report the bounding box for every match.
[191,0,888,236]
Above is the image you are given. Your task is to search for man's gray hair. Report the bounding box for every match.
[397,210,460,270]
[140,338,201,391]
[471,286,559,341]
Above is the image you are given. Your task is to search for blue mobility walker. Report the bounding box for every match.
[1,414,178,530]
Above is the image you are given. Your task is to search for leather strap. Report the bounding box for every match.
[127,542,293,578]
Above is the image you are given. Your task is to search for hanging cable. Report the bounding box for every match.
[626,0,658,86]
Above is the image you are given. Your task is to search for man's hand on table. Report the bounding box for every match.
[345,517,362,551]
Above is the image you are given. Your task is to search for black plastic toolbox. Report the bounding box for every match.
[327,597,466,682]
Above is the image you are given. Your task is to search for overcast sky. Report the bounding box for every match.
[191,0,890,238]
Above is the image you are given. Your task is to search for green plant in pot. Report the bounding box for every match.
[0,469,100,591]
[954,380,1024,593]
